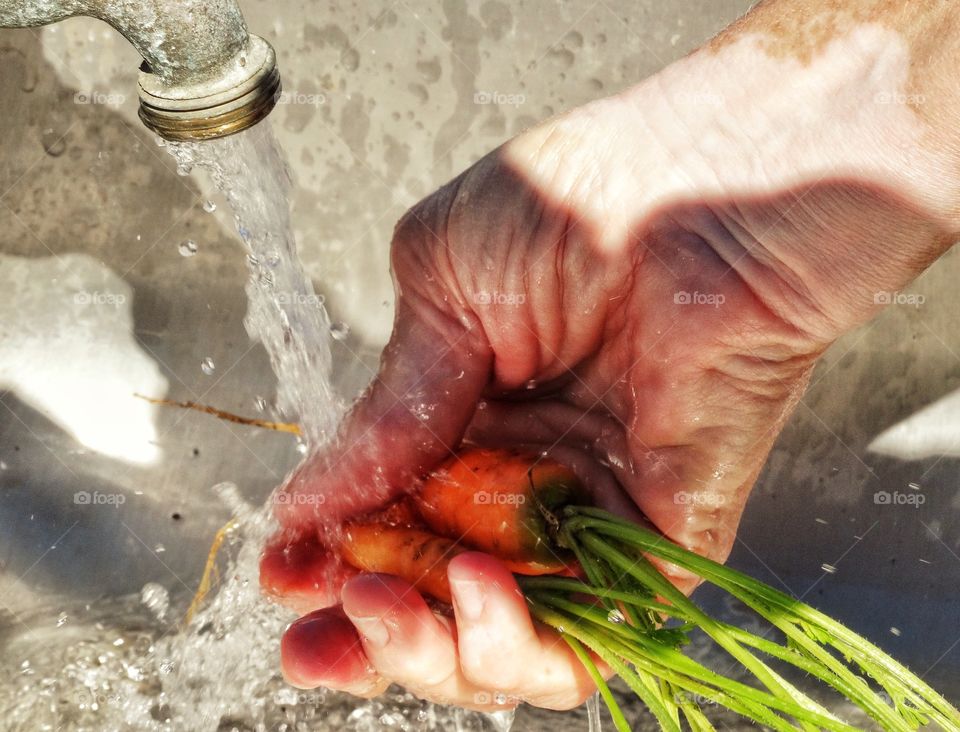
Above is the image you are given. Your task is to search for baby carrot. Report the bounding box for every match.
[340,522,465,603]
[414,447,586,574]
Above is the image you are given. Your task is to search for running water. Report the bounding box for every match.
[586,693,602,732]
[167,123,340,447]
[155,123,517,731]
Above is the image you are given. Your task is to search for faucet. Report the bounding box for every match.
[0,0,281,141]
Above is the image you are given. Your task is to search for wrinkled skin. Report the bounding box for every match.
[261,7,960,714]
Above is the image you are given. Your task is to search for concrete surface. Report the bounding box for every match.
[2,0,960,727]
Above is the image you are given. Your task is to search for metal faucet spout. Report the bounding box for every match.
[0,0,281,140]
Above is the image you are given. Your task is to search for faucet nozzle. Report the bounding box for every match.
[137,34,281,142]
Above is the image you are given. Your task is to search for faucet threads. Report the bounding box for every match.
[138,35,281,142]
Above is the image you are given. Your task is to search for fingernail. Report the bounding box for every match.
[451,579,486,622]
[349,615,389,648]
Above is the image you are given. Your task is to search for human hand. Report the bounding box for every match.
[262,0,960,712]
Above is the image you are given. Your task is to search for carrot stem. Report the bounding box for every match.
[565,507,956,730]
[563,635,632,732]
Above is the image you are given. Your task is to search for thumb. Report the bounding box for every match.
[275,294,492,532]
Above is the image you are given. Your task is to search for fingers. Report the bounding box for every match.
[277,293,493,532]
[259,535,356,613]
[449,552,601,710]
[281,606,387,697]
[332,566,599,712]
[340,574,486,707]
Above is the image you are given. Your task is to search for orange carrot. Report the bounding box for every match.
[340,522,465,603]
[414,447,587,574]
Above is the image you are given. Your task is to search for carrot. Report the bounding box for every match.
[414,447,586,574]
[340,522,466,603]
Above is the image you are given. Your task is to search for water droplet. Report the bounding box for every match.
[202,199,217,213]
[815,518,828,525]
[494,692,507,705]
[295,439,309,455]
[56,612,68,627]
[254,396,268,412]
[41,128,66,157]
[525,379,538,390]
[330,322,350,340]
[141,582,170,621]
[200,357,215,375]
[890,627,901,636]
[178,239,198,257]
[607,609,626,624]
[477,400,488,410]
[821,563,837,574]
[154,543,166,554]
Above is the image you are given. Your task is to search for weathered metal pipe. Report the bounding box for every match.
[0,0,281,140]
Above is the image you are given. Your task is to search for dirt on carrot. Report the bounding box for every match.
[340,522,466,603]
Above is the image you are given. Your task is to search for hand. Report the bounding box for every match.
[262,0,960,712]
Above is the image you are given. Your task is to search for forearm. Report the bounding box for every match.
[717,0,960,167]
[629,1,960,341]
